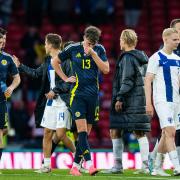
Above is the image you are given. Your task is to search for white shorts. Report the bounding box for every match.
[154,102,180,129]
[40,105,71,130]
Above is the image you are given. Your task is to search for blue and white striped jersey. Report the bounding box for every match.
[147,50,180,103]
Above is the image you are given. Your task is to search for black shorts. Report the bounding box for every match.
[0,101,8,129]
[71,95,99,124]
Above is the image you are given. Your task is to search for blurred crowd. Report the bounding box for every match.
[0,0,160,152]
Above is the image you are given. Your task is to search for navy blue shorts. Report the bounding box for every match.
[70,95,99,124]
[0,101,8,129]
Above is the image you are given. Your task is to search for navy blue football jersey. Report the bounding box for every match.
[0,51,18,102]
[58,42,108,96]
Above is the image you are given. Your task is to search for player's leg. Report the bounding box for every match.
[164,126,180,175]
[102,129,123,174]
[175,105,180,162]
[70,120,88,173]
[43,128,54,168]
[56,108,76,153]
[148,114,163,173]
[70,96,87,176]
[148,137,166,173]
[3,113,8,136]
[152,102,180,176]
[70,95,98,176]
[152,103,171,176]
[56,128,75,153]
[0,102,8,168]
[85,96,100,175]
[36,106,56,173]
[163,103,180,175]
[133,130,149,174]
[74,119,98,175]
[70,118,88,176]
[152,130,170,176]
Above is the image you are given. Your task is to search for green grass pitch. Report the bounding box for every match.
[0,169,180,180]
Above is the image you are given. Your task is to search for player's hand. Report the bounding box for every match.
[115,101,123,112]
[146,104,154,117]
[12,55,21,67]
[65,76,76,83]
[4,86,14,98]
[83,44,93,55]
[45,90,55,99]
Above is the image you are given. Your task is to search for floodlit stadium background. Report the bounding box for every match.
[0,0,179,169]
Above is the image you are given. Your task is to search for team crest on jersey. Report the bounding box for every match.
[1,59,7,66]
[76,53,81,58]
[75,111,81,117]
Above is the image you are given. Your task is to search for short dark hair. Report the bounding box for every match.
[0,28,7,35]
[170,19,180,28]
[84,26,101,45]
[45,33,62,49]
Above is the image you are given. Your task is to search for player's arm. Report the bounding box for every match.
[115,57,135,112]
[51,56,68,81]
[84,45,109,74]
[13,55,44,78]
[45,60,73,99]
[91,51,109,74]
[51,56,76,83]
[144,53,158,116]
[53,60,73,94]
[5,73,20,98]
[144,73,155,117]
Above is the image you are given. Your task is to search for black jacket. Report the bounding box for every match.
[110,50,150,131]
[174,44,180,57]
[19,56,72,127]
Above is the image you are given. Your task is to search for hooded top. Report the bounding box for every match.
[112,49,148,111]
[110,49,150,131]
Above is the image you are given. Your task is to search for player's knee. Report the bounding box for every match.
[77,126,87,132]
[110,129,122,139]
[56,132,66,141]
[44,129,53,140]
[134,130,145,139]
[164,127,176,138]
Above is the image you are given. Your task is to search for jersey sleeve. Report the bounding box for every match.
[146,53,159,75]
[99,45,108,62]
[8,57,19,76]
[58,45,72,62]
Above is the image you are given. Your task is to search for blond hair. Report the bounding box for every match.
[162,28,178,38]
[121,29,138,47]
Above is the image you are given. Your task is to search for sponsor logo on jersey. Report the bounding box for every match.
[76,53,81,58]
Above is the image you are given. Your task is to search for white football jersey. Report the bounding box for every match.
[147,50,180,104]
[46,59,66,107]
